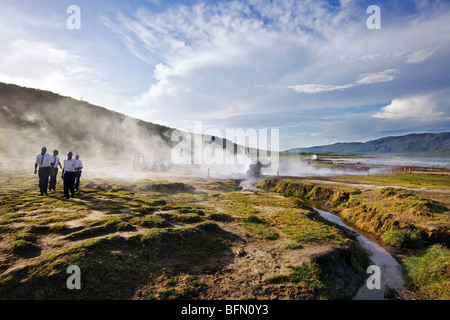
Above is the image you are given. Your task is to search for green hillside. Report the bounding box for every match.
[0,82,176,159]
[0,82,270,163]
[288,132,450,156]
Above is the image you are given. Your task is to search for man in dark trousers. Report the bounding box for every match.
[49,149,63,191]
[34,147,52,196]
[62,152,78,199]
[74,154,83,192]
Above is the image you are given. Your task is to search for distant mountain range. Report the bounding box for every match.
[288,132,450,156]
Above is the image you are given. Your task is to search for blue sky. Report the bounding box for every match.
[1,0,449,150]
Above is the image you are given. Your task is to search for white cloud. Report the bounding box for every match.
[0,38,127,111]
[111,1,314,122]
[406,47,440,64]
[288,69,399,94]
[0,39,93,88]
[287,83,352,94]
[1,0,450,148]
[105,0,450,141]
[373,94,449,122]
[355,69,399,85]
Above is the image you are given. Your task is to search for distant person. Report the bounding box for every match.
[132,154,138,171]
[49,150,63,191]
[74,154,83,192]
[34,147,53,196]
[246,159,271,180]
[62,152,78,199]
[139,155,146,171]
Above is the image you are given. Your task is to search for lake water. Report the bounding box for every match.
[328,156,450,168]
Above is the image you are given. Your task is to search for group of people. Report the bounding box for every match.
[132,154,147,171]
[34,147,83,199]
[132,154,171,172]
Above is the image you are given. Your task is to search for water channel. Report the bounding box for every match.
[315,209,406,300]
[240,179,407,300]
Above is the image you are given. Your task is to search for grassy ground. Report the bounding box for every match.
[403,245,450,300]
[0,176,231,299]
[0,166,369,300]
[330,173,450,189]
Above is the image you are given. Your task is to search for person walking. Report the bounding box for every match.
[34,147,53,196]
[74,154,83,192]
[49,150,62,191]
[62,152,78,199]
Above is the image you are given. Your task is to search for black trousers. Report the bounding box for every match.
[38,167,52,195]
[75,171,82,190]
[49,167,59,191]
[63,172,77,199]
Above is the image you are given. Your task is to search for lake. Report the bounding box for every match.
[327,156,450,169]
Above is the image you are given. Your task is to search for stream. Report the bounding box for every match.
[315,209,406,300]
[240,178,407,299]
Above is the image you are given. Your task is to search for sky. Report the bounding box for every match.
[0,0,449,150]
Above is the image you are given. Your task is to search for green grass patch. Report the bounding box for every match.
[65,217,135,241]
[129,214,168,228]
[255,178,358,207]
[158,213,203,224]
[265,264,336,299]
[283,243,304,250]
[334,173,450,189]
[379,187,447,217]
[380,227,424,249]
[241,215,279,240]
[136,181,196,193]
[403,245,450,300]
[11,239,40,256]
[274,209,350,245]
[393,197,446,217]
[219,191,303,209]
[208,212,232,222]
[222,202,261,218]
[151,277,207,300]
[339,202,398,236]
[0,225,228,299]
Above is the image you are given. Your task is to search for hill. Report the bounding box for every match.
[0,82,277,170]
[288,132,450,156]
[0,82,177,159]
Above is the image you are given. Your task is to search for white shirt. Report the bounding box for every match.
[52,155,61,168]
[35,153,53,168]
[64,159,78,172]
[75,159,83,171]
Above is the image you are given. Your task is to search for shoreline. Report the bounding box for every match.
[311,158,450,173]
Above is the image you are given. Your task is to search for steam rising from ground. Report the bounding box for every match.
[277,156,386,177]
[0,83,384,184]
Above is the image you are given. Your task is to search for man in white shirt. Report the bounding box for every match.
[74,154,83,192]
[49,149,63,192]
[62,152,78,199]
[34,147,53,196]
